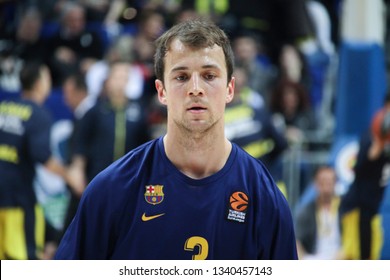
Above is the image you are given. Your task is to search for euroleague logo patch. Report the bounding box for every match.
[227,191,249,223]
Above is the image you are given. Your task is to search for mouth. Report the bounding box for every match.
[188,106,206,110]
[187,105,207,113]
[187,101,207,110]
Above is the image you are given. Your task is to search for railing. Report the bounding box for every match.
[282,133,334,215]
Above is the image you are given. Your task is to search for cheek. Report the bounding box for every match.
[168,97,182,111]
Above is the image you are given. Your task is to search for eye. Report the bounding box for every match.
[175,74,188,81]
[204,73,216,81]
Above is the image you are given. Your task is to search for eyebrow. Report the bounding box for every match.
[170,64,221,73]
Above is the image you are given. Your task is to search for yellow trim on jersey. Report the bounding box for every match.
[0,101,32,120]
[0,144,18,163]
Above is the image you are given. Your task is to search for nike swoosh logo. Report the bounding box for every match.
[141,213,165,221]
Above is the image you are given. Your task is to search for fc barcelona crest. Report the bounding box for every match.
[144,185,164,205]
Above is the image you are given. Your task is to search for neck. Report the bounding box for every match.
[22,91,43,105]
[163,125,232,179]
[109,94,127,109]
[317,195,333,209]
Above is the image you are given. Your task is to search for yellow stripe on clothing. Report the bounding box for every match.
[341,209,384,259]
[371,215,383,260]
[0,208,27,259]
[35,205,45,259]
[341,208,360,260]
[0,205,45,260]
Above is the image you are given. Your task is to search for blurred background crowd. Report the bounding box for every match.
[1,0,390,260]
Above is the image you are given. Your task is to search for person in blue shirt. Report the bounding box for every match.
[55,19,297,260]
[0,61,82,259]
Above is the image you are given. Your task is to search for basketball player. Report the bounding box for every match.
[55,20,297,260]
[339,94,390,259]
[0,62,82,259]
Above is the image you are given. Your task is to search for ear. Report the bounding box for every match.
[226,77,235,104]
[155,79,167,105]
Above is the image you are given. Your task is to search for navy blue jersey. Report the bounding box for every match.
[55,137,297,260]
[0,99,52,207]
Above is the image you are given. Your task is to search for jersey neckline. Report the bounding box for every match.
[157,136,237,186]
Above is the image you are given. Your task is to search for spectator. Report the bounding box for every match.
[85,34,146,104]
[78,0,126,25]
[133,8,166,78]
[270,79,317,145]
[232,34,277,106]
[277,44,311,89]
[68,61,150,186]
[45,1,104,87]
[295,165,344,259]
[78,0,127,44]
[0,7,46,63]
[0,7,45,92]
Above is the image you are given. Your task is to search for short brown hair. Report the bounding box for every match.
[154,20,234,84]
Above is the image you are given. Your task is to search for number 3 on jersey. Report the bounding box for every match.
[184,236,208,260]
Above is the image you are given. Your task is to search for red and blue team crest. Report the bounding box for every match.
[144,185,164,205]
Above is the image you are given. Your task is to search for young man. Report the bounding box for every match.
[55,20,297,260]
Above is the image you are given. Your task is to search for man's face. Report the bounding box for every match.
[105,63,130,98]
[155,39,234,135]
[316,168,336,198]
[64,7,85,36]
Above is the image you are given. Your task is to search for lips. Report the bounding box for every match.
[188,106,206,111]
[187,103,207,112]
[187,107,207,115]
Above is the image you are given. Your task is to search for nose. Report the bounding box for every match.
[188,74,204,96]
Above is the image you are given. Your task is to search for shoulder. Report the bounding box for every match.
[234,145,280,193]
[233,143,272,178]
[17,100,51,124]
[234,144,290,207]
[80,100,106,119]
